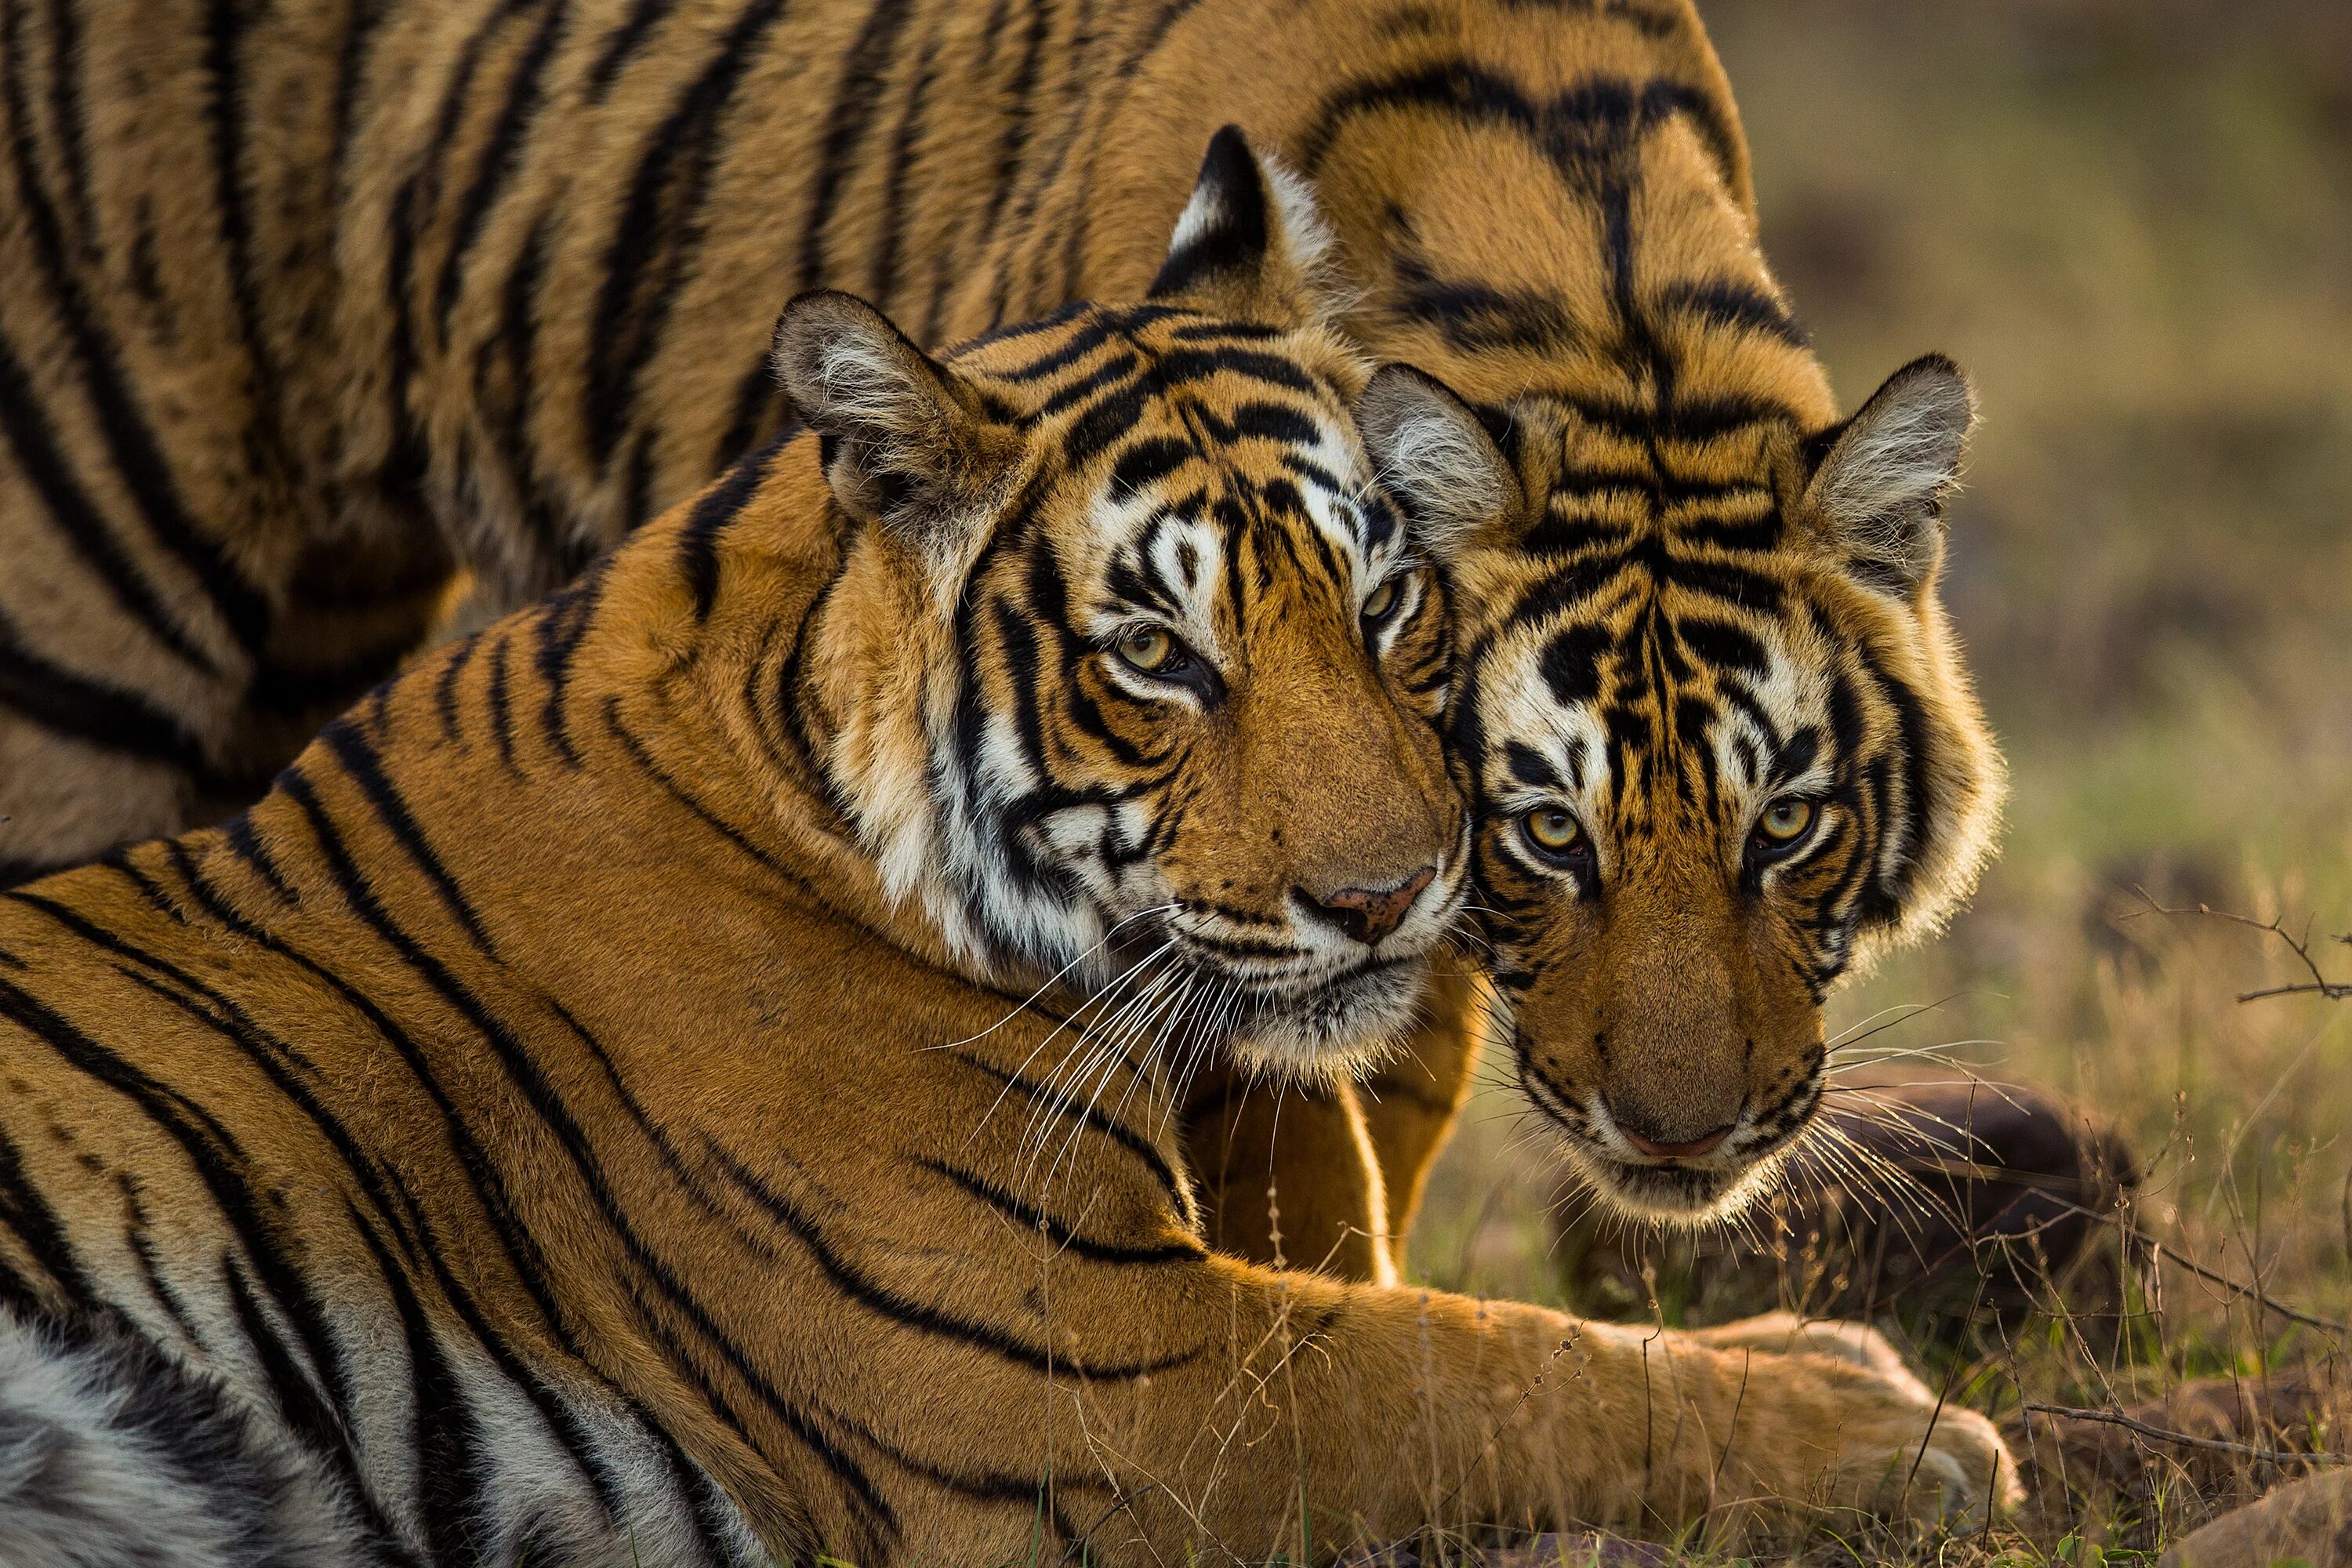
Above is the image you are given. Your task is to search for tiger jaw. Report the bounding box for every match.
[1219,955,1435,1081]
[1515,1047,1822,1221]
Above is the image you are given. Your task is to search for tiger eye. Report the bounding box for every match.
[1116,626,1177,673]
[1523,806,1586,855]
[1362,577,1402,623]
[1756,797,1817,844]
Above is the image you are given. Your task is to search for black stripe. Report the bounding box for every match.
[0,328,219,671]
[943,1049,1198,1227]
[36,0,95,241]
[316,717,499,955]
[583,0,677,100]
[1653,278,1806,347]
[798,0,918,289]
[203,0,284,456]
[345,1202,486,1568]
[116,1172,207,1345]
[677,431,789,620]
[435,0,572,336]
[703,1138,1199,1379]
[0,1119,95,1301]
[916,1157,1204,1264]
[866,9,942,307]
[222,1259,371,1518]
[582,0,793,466]
[531,559,608,766]
[971,0,1052,321]
[0,609,218,776]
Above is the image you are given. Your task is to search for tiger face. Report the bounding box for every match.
[1359,358,2006,1218]
[775,132,1480,1079]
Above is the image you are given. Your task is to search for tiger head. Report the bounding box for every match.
[1358,357,2006,1218]
[772,131,1488,1078]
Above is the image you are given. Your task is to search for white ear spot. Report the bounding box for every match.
[1166,181,1225,259]
[1805,354,1976,595]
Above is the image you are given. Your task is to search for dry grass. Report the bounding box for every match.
[1403,3,2352,1559]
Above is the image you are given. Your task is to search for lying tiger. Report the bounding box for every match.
[2,0,2007,1293]
[0,144,2012,1564]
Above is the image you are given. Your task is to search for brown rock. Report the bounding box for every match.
[2158,1469,2352,1568]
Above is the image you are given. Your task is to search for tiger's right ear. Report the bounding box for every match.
[770,290,1018,554]
[1148,125,1337,328]
[1352,364,1524,565]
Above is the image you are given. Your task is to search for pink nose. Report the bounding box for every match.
[1617,1122,1732,1160]
[1301,866,1437,946]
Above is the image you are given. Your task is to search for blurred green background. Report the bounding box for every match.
[1414,0,2352,1350]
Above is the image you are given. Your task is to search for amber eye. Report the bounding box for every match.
[1522,805,1590,861]
[1754,797,1818,848]
[1115,626,1180,674]
[1363,576,1403,625]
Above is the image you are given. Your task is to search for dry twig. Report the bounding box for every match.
[2016,1402,2339,1469]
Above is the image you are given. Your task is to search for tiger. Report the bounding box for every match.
[0,146,2014,1566]
[0,0,2003,1279]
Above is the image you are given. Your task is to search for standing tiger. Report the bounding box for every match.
[0,165,2013,1566]
[0,0,2002,1275]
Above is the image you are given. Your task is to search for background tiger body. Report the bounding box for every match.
[0,0,1999,1267]
[0,198,2014,1566]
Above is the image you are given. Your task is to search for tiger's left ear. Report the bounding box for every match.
[770,289,1017,558]
[1800,354,1976,597]
[1352,363,1523,565]
[1148,125,1337,328]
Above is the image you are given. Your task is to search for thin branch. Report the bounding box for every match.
[2016,1403,2340,1469]
[2133,897,2352,1002]
[2042,1193,2350,1335]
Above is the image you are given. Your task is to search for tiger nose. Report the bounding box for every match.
[1297,866,1437,947]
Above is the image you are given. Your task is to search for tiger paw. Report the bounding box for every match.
[1807,1373,2024,1530]
[1686,1311,1925,1391]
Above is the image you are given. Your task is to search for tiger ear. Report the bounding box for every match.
[770,290,1015,554]
[1148,125,1336,328]
[1800,354,1976,597]
[1352,363,1523,565]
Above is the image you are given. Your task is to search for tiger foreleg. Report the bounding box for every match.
[1060,1261,2020,1560]
[1179,1065,1393,1283]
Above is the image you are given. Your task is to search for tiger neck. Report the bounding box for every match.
[203,434,1014,1006]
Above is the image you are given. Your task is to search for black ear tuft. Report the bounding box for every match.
[1146,125,1334,327]
[1149,126,1271,301]
[1801,354,1976,597]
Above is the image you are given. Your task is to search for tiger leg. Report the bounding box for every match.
[1179,958,1485,1284]
[1020,1260,2019,1559]
[1352,953,1487,1276]
[1181,1066,1394,1283]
